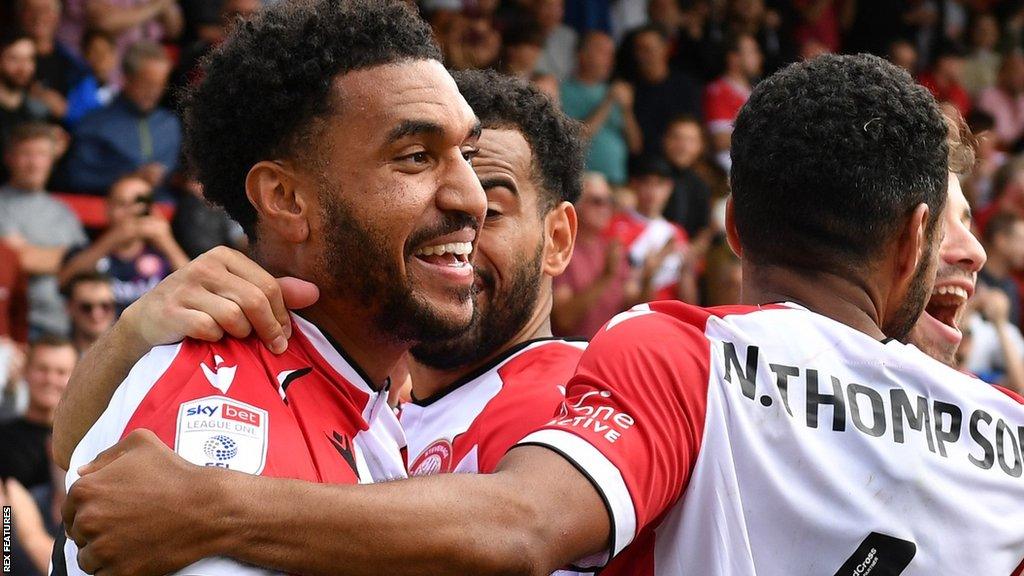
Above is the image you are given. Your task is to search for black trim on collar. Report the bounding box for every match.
[293,312,385,393]
[410,336,587,407]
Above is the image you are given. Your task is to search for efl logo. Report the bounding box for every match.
[222,403,261,426]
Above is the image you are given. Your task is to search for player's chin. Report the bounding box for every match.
[417,285,476,331]
[910,309,962,366]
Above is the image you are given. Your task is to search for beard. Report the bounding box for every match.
[883,238,938,342]
[316,187,476,345]
[411,239,544,371]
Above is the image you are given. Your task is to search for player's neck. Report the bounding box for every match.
[741,263,888,341]
[300,303,406,390]
[409,296,555,401]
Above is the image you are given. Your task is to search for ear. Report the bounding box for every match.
[725,197,743,257]
[542,201,577,277]
[894,202,931,289]
[245,161,312,243]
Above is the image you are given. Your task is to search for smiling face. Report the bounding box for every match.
[908,173,986,365]
[410,127,548,369]
[309,59,485,344]
[25,342,76,418]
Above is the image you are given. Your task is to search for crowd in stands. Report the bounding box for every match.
[4,0,1024,572]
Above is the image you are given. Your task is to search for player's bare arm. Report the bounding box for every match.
[51,247,319,469]
[64,430,609,576]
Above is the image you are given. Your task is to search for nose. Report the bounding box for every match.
[435,151,486,228]
[942,219,986,274]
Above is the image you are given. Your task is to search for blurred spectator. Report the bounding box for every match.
[977,157,1024,234]
[0,31,48,184]
[964,110,1004,207]
[440,12,502,70]
[168,0,260,109]
[962,12,1001,96]
[0,477,55,576]
[607,156,696,303]
[0,123,87,337]
[0,242,29,344]
[661,115,714,238]
[0,334,75,491]
[16,0,85,120]
[979,211,1024,328]
[60,175,188,313]
[901,0,941,67]
[171,176,247,259]
[630,25,702,157]
[919,41,971,117]
[561,31,641,185]
[63,271,115,354]
[64,30,120,128]
[964,286,1024,391]
[530,71,560,103]
[888,37,919,73]
[500,23,545,79]
[532,0,578,81]
[553,172,633,337]
[59,40,180,196]
[977,52,1024,150]
[57,0,182,82]
[703,32,762,170]
[609,0,646,42]
[725,0,787,74]
[845,0,904,56]
[790,0,853,54]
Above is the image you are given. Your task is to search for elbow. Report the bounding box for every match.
[469,497,555,576]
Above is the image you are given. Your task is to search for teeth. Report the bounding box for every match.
[932,285,969,300]
[414,242,472,257]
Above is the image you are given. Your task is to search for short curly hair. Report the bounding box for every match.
[452,69,584,211]
[731,54,949,272]
[184,0,442,238]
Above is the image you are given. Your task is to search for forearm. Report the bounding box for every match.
[52,318,152,469]
[622,109,643,155]
[18,245,67,275]
[86,0,167,34]
[208,468,562,576]
[58,235,116,285]
[582,98,614,139]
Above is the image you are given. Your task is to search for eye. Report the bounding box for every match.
[462,147,479,164]
[407,151,430,164]
[485,208,503,221]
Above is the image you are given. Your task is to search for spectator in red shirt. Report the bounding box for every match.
[0,242,29,345]
[791,0,853,53]
[977,52,1024,150]
[919,41,971,118]
[703,32,761,170]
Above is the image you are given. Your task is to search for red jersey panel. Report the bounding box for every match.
[61,313,406,576]
[401,338,587,476]
[520,301,1024,575]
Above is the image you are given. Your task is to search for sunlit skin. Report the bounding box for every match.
[907,173,986,365]
[409,127,575,397]
[24,344,77,425]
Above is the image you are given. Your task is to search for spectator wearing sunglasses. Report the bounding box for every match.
[59,175,188,314]
[63,272,115,354]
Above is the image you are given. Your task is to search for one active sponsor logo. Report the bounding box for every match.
[722,341,1024,480]
[186,402,262,426]
[549,390,635,443]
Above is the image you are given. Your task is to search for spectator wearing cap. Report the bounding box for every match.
[59,174,188,314]
[58,40,180,196]
[531,0,578,81]
[977,52,1024,150]
[63,272,115,354]
[0,123,87,338]
[63,30,120,128]
[606,155,696,303]
[629,25,702,158]
[0,31,49,184]
[919,41,971,118]
[561,31,642,185]
[703,32,762,170]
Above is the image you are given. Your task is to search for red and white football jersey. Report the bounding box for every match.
[402,338,586,476]
[607,211,688,301]
[519,301,1024,575]
[58,314,406,576]
[703,77,750,136]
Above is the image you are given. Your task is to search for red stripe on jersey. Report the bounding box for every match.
[994,385,1024,405]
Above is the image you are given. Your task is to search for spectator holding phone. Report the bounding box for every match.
[59,174,188,314]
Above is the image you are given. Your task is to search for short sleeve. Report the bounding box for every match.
[517,305,711,564]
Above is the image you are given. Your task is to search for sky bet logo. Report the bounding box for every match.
[185,402,262,426]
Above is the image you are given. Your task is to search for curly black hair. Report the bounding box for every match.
[730,54,949,273]
[452,69,584,212]
[184,0,442,238]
